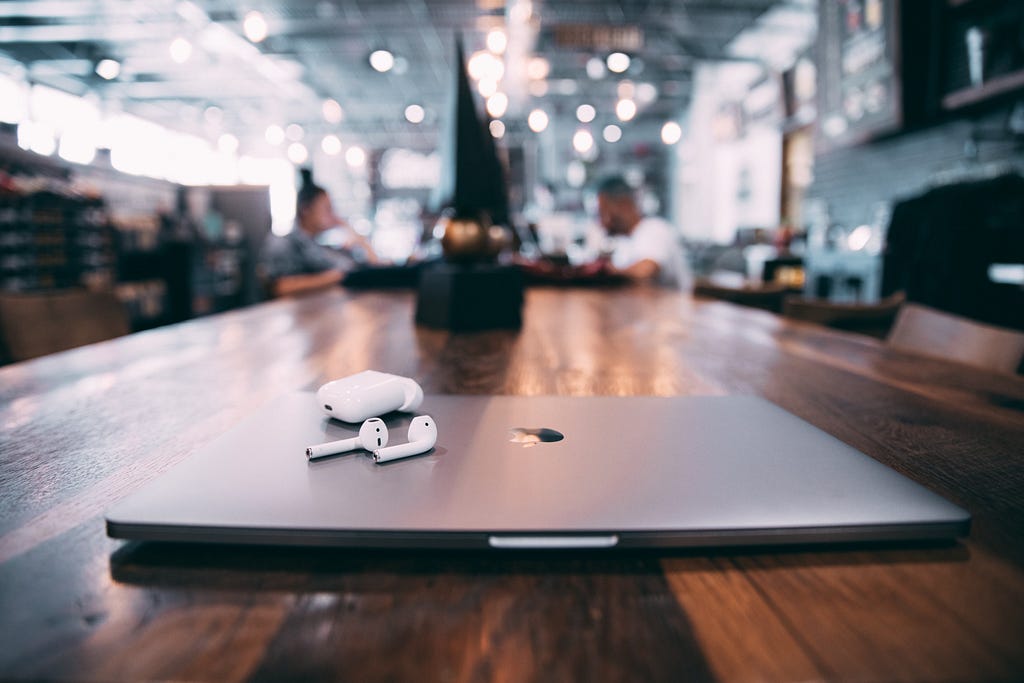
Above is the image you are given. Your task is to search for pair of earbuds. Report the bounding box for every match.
[306,416,437,464]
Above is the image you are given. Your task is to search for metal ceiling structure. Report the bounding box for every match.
[0,0,813,155]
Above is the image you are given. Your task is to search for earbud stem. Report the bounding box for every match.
[373,441,432,463]
[306,436,357,460]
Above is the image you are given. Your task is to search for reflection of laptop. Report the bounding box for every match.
[106,394,969,549]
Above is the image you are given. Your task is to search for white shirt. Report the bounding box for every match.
[609,216,692,290]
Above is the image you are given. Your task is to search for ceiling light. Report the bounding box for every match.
[477,78,498,98]
[527,109,549,133]
[489,120,505,139]
[204,106,223,124]
[615,99,637,122]
[528,80,548,97]
[603,124,622,143]
[95,59,120,80]
[576,104,596,123]
[322,98,343,123]
[572,128,594,154]
[847,224,872,251]
[635,82,658,106]
[661,121,682,145]
[18,121,57,156]
[218,133,239,154]
[287,142,308,164]
[606,52,630,73]
[467,51,504,82]
[58,131,96,165]
[369,50,395,73]
[243,11,268,43]
[265,124,284,145]
[487,29,507,54]
[286,123,304,141]
[169,37,193,64]
[321,134,342,155]
[0,76,28,124]
[566,159,586,188]
[345,145,366,167]
[405,104,425,124]
[509,0,532,23]
[486,92,508,118]
[199,23,235,54]
[617,81,635,99]
[586,57,605,80]
[823,114,848,138]
[527,57,550,80]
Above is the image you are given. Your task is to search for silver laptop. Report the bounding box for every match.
[106,393,970,549]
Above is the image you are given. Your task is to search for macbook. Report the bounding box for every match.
[106,393,970,549]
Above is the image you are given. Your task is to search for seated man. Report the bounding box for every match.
[260,169,378,297]
[591,176,691,290]
[520,176,691,290]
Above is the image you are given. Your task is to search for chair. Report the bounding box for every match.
[887,302,1024,374]
[0,289,130,363]
[694,272,798,314]
[782,291,906,339]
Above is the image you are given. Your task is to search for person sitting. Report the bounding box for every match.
[519,176,691,290]
[589,176,692,289]
[259,169,379,297]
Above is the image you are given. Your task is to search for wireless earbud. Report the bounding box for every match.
[306,418,389,460]
[373,416,437,463]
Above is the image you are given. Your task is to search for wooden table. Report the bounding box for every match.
[2,287,1023,682]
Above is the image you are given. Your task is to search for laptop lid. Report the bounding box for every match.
[106,393,970,549]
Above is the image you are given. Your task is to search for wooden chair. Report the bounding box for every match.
[694,273,799,314]
[782,291,906,339]
[0,289,130,363]
[887,302,1024,374]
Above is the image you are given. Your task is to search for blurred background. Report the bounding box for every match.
[1,0,1022,362]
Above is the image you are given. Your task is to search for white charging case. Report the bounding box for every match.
[316,370,424,423]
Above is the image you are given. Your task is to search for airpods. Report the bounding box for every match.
[316,371,424,423]
[306,418,389,460]
[373,416,437,463]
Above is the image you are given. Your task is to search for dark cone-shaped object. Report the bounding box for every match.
[433,37,509,229]
[418,36,522,331]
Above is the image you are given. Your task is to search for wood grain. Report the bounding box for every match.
[1,286,1023,682]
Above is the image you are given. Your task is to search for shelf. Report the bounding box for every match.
[942,68,1024,109]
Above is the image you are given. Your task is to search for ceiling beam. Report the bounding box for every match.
[0,1,166,19]
[0,22,182,43]
[97,77,305,100]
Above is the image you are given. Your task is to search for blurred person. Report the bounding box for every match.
[260,169,379,297]
[517,176,691,289]
[580,176,692,289]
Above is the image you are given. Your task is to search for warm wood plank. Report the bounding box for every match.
[734,545,1024,682]
[0,526,291,682]
[661,556,824,682]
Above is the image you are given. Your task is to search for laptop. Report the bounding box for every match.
[106,393,970,549]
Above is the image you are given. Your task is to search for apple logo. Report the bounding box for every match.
[509,427,565,448]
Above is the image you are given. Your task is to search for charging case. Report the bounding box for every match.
[316,370,424,423]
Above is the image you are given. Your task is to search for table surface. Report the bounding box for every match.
[2,287,1023,682]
